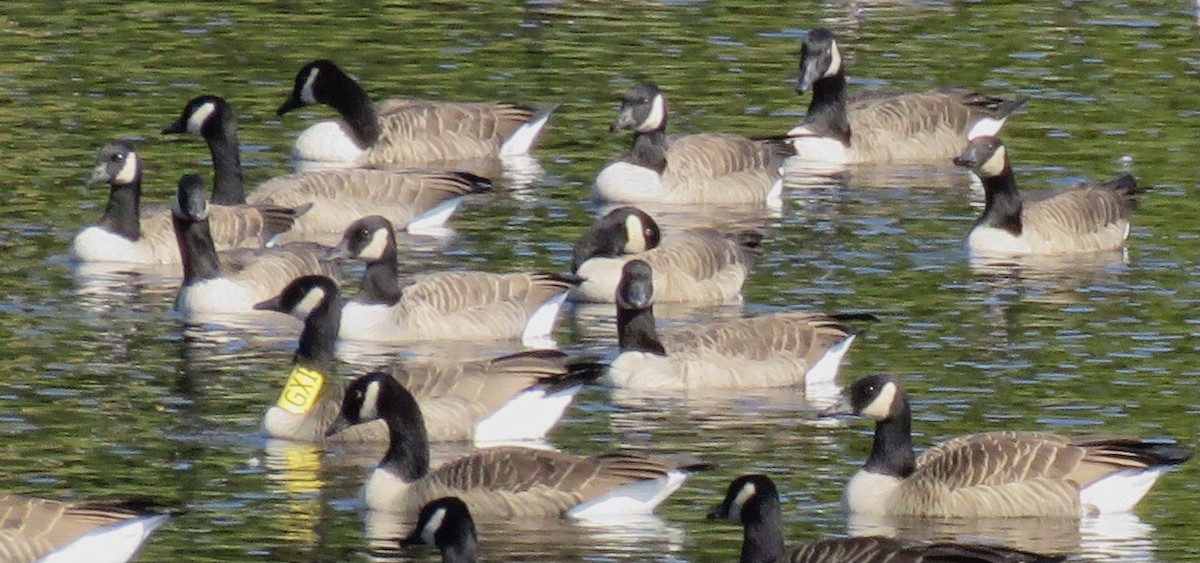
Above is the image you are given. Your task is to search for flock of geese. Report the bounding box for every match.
[13,26,1190,563]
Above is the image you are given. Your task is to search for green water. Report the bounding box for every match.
[0,1,1197,561]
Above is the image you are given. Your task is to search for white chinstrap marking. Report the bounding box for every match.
[187,101,216,134]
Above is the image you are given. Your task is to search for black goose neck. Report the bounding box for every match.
[100,180,142,240]
[206,115,246,205]
[617,305,666,355]
[864,395,916,478]
[977,166,1023,234]
[357,247,402,305]
[377,382,431,482]
[803,72,851,144]
[327,75,381,148]
[292,294,340,374]
[626,130,669,174]
[741,497,785,563]
[172,213,222,285]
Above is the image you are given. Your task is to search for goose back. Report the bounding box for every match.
[0,494,171,563]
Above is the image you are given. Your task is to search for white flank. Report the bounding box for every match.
[966,225,1032,256]
[175,278,254,314]
[261,405,304,440]
[292,121,366,168]
[39,513,171,563]
[338,302,396,341]
[593,161,665,203]
[787,132,850,165]
[404,197,465,234]
[362,467,411,512]
[573,256,628,303]
[69,227,160,264]
[187,102,216,135]
[765,175,784,204]
[842,469,902,515]
[473,384,582,444]
[1079,467,1170,514]
[521,291,568,345]
[567,470,689,520]
[967,116,1008,141]
[499,108,553,157]
[803,333,855,389]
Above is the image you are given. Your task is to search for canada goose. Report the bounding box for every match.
[171,174,339,315]
[593,82,788,205]
[0,494,172,563]
[252,275,602,443]
[571,206,760,303]
[326,215,576,343]
[401,497,478,563]
[786,28,1025,166]
[607,260,864,390]
[953,136,1139,256]
[327,371,710,517]
[163,94,492,235]
[708,475,1063,563]
[276,59,555,169]
[826,374,1192,518]
[70,140,303,265]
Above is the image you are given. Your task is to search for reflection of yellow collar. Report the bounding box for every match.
[276,365,325,415]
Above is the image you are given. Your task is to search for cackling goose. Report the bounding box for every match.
[171,174,338,315]
[253,275,602,444]
[164,94,492,235]
[607,260,865,390]
[327,371,712,517]
[571,206,761,303]
[326,215,576,343]
[276,60,555,170]
[708,475,1063,563]
[786,28,1025,166]
[0,494,172,563]
[71,140,303,264]
[594,82,788,205]
[953,136,1139,256]
[825,374,1192,518]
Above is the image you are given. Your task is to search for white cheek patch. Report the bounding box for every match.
[358,228,390,261]
[981,145,1007,177]
[114,153,139,185]
[825,40,842,77]
[300,68,319,105]
[294,287,327,318]
[860,381,898,420]
[420,506,447,544]
[187,102,216,135]
[360,381,380,421]
[729,481,757,520]
[637,94,666,133]
[624,214,647,253]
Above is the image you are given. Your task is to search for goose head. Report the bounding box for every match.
[162,94,230,137]
[797,28,843,93]
[172,173,211,222]
[87,140,140,187]
[401,496,479,561]
[953,136,1009,179]
[572,207,662,270]
[277,59,346,115]
[327,215,396,263]
[826,374,907,422]
[254,275,339,320]
[707,474,780,524]
[616,259,656,311]
[611,82,668,134]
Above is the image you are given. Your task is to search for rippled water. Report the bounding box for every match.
[1,2,1198,562]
